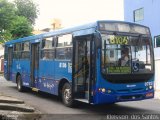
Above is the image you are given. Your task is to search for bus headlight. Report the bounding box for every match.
[149,85,153,89]
[102,88,106,92]
[98,88,113,94]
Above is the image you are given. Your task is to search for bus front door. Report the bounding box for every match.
[73,35,94,103]
[30,43,39,88]
[7,47,13,80]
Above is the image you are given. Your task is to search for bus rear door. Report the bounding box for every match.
[30,42,40,89]
[73,35,95,103]
[6,47,13,80]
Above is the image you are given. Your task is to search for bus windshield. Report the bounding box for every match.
[101,34,154,75]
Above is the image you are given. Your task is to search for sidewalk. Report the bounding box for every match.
[155,90,160,100]
[0,72,3,76]
[0,94,41,120]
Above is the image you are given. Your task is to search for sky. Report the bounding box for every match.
[34,0,124,29]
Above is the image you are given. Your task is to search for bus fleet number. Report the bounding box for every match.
[109,36,128,45]
[59,63,67,68]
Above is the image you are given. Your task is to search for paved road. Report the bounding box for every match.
[1,76,160,119]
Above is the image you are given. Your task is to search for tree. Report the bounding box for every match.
[0,0,38,44]
[0,30,12,44]
[10,16,33,39]
[0,0,16,43]
[0,0,16,32]
[14,0,39,25]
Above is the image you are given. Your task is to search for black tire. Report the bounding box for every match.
[62,83,74,107]
[17,75,25,92]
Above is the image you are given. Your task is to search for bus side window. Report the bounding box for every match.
[56,47,72,60]
[56,48,65,59]
[22,42,30,59]
[56,34,72,60]
[41,50,55,60]
[57,34,72,47]
[13,43,21,59]
[65,47,72,59]
[41,36,55,60]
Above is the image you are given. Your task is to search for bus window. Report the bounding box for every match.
[42,37,53,49]
[13,43,21,59]
[41,37,55,60]
[41,49,55,60]
[57,34,72,47]
[65,47,72,59]
[22,42,30,59]
[56,47,72,60]
[56,34,72,60]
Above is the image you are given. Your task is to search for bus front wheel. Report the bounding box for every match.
[62,83,74,107]
[17,75,25,92]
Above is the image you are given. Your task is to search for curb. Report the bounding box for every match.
[0,95,35,113]
[0,96,24,104]
[0,103,35,112]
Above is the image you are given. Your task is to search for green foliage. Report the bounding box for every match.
[0,0,16,31]
[14,0,39,25]
[0,0,39,44]
[10,16,33,39]
[0,30,12,44]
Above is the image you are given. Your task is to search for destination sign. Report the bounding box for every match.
[109,35,129,45]
[108,66,131,74]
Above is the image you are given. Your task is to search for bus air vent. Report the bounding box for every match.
[132,88,144,92]
[116,89,130,93]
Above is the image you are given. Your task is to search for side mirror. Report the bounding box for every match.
[94,32,102,49]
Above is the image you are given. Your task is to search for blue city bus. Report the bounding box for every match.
[4,20,154,107]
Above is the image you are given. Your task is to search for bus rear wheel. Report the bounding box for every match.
[17,75,25,92]
[62,83,74,107]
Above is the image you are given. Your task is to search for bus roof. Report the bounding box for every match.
[5,20,149,45]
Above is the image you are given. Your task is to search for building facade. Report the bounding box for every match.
[33,18,62,35]
[124,0,160,90]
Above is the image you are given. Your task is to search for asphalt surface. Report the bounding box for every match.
[1,76,160,120]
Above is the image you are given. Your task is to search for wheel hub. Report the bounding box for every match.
[64,89,71,102]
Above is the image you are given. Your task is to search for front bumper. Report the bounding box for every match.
[94,90,154,104]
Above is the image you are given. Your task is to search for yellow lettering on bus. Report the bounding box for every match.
[123,37,128,45]
[109,35,115,44]
[109,36,129,45]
